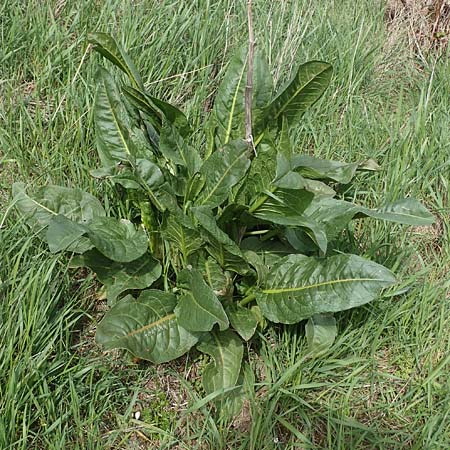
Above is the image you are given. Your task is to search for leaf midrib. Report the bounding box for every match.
[273,65,329,120]
[224,57,248,145]
[263,277,389,295]
[124,312,176,338]
[200,152,245,206]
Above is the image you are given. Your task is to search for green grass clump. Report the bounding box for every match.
[1,0,449,448]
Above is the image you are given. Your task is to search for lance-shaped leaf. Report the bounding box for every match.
[94,68,137,167]
[71,249,162,303]
[225,303,259,341]
[305,314,337,356]
[46,215,92,254]
[160,120,201,176]
[251,189,328,253]
[305,197,435,240]
[149,96,191,138]
[89,32,144,89]
[265,61,332,124]
[197,140,250,208]
[122,85,161,131]
[256,254,396,324]
[12,182,105,229]
[174,269,229,332]
[214,47,247,145]
[96,291,199,363]
[290,155,360,184]
[197,330,244,395]
[87,217,148,263]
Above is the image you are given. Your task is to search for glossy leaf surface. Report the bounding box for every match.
[197,140,250,208]
[266,61,332,124]
[96,291,198,363]
[94,68,136,167]
[89,32,144,89]
[257,254,396,324]
[175,269,229,332]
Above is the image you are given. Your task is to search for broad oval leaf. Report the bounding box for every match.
[89,32,144,89]
[12,182,105,229]
[46,215,92,254]
[87,217,148,262]
[197,140,250,208]
[256,254,396,324]
[265,61,332,124]
[197,330,244,395]
[96,291,199,363]
[71,249,162,303]
[174,269,229,332]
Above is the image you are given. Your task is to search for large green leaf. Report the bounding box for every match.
[159,120,201,176]
[94,68,137,167]
[197,140,250,208]
[71,250,161,303]
[174,269,229,332]
[96,291,198,363]
[122,85,162,142]
[256,254,396,324]
[46,215,92,254]
[87,217,148,263]
[213,47,247,145]
[305,313,337,356]
[265,61,332,124]
[197,330,244,395]
[359,198,435,226]
[225,303,259,341]
[95,159,164,191]
[149,96,191,138]
[89,32,144,89]
[290,155,360,184]
[12,182,105,229]
[305,197,435,240]
[250,189,328,253]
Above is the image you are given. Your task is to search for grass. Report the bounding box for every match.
[1,0,449,448]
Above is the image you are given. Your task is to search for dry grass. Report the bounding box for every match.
[385,0,450,58]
